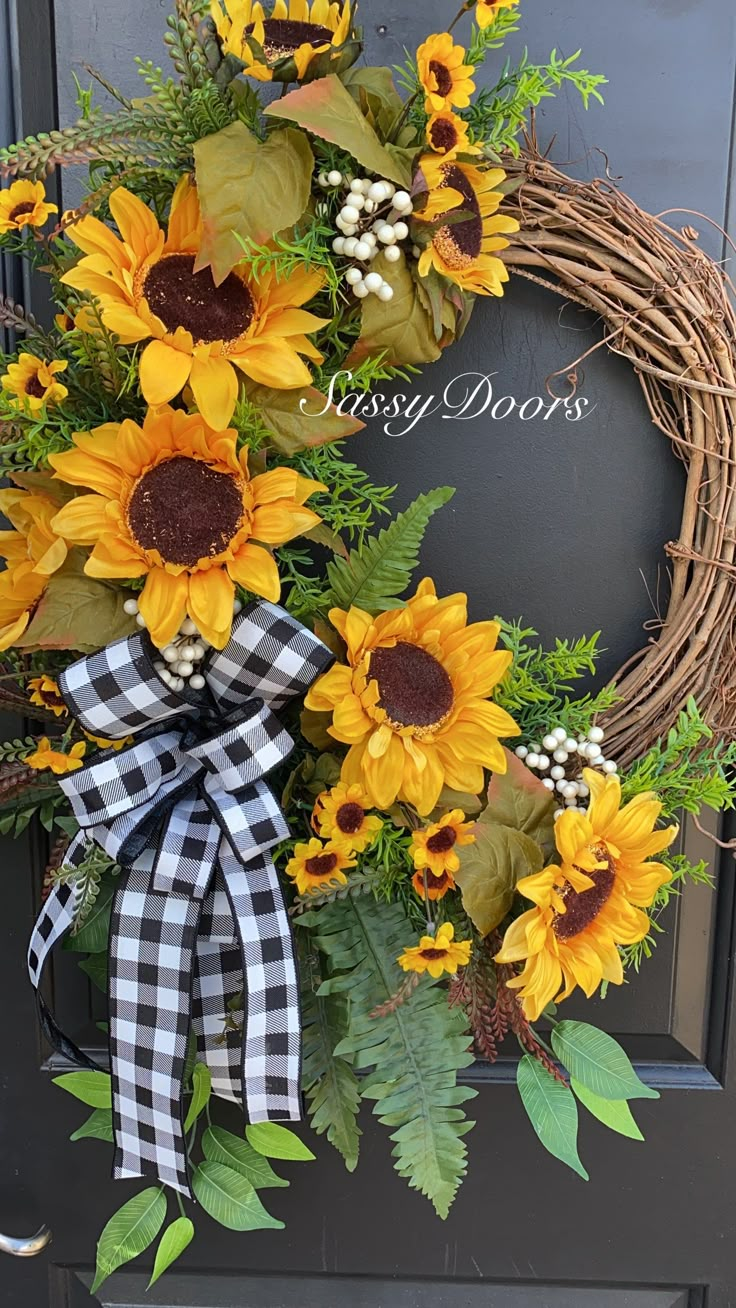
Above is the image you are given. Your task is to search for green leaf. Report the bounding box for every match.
[304,895,476,1217]
[70,1107,114,1143]
[15,553,136,653]
[91,1187,167,1294]
[148,1217,195,1288]
[301,970,361,1172]
[53,1070,112,1109]
[484,749,556,851]
[348,253,443,367]
[340,66,407,140]
[183,1062,212,1132]
[245,1122,316,1161]
[571,1080,644,1140]
[78,950,108,993]
[454,824,544,936]
[195,121,314,282]
[192,1162,285,1231]
[551,1022,660,1101]
[325,486,454,613]
[63,876,114,954]
[265,75,411,186]
[243,380,365,454]
[202,1125,289,1188]
[516,1056,588,1180]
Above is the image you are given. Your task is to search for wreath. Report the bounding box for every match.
[0,0,733,1289]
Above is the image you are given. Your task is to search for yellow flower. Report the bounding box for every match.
[0,488,68,650]
[29,676,68,718]
[416,33,475,113]
[61,177,329,430]
[304,578,519,816]
[211,0,356,82]
[411,808,475,877]
[84,731,134,751]
[412,866,455,901]
[0,180,57,235]
[2,353,68,412]
[48,404,324,649]
[495,769,679,1021]
[285,837,356,895]
[476,0,518,31]
[416,155,519,297]
[311,781,383,853]
[425,110,480,158]
[25,737,86,775]
[398,921,471,978]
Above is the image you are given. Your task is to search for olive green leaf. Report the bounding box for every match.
[91,1187,167,1293]
[571,1080,644,1140]
[485,748,556,853]
[192,1162,285,1231]
[15,552,136,653]
[517,1056,588,1180]
[148,1216,195,1288]
[454,823,544,936]
[348,253,442,368]
[53,1070,112,1109]
[551,1022,660,1101]
[70,1107,114,1143]
[245,1121,316,1161]
[243,380,365,455]
[195,121,314,283]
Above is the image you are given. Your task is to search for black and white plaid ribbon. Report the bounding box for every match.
[27,601,332,1195]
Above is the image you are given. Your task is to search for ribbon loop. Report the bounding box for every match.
[187,704,294,792]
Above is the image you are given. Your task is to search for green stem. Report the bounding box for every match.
[175,1190,186,1218]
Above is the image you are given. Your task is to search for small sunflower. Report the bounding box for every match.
[2,353,68,412]
[425,110,480,158]
[411,867,456,901]
[495,769,678,1021]
[416,33,475,113]
[416,155,519,297]
[476,0,518,31]
[411,809,475,877]
[0,180,57,235]
[0,488,68,650]
[398,922,472,978]
[312,781,383,853]
[61,177,329,430]
[25,737,86,775]
[211,0,358,82]
[285,837,356,896]
[49,405,324,649]
[304,578,519,816]
[29,676,68,719]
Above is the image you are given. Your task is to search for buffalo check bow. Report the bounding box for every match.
[27,601,333,1196]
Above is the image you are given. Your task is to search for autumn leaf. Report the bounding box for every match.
[243,380,365,455]
[348,253,442,368]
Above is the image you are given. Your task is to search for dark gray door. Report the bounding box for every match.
[2,0,736,1304]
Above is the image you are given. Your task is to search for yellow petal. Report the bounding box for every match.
[51,494,111,545]
[139,339,193,406]
[189,354,239,431]
[227,541,280,602]
[138,567,189,646]
[187,567,235,648]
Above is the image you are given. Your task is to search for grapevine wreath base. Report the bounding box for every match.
[0,0,734,1293]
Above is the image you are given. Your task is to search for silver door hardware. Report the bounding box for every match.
[0,1225,51,1256]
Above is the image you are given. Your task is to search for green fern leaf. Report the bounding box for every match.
[324,486,455,613]
[300,961,362,1172]
[299,896,476,1216]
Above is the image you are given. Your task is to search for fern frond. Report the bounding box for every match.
[300,951,361,1172]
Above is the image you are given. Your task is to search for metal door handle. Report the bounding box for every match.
[0,1225,51,1256]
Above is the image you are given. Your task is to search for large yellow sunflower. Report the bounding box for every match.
[0,488,68,650]
[60,177,329,430]
[304,578,519,816]
[211,0,356,81]
[0,180,57,234]
[416,155,519,297]
[1,353,68,412]
[495,769,678,1021]
[48,405,324,649]
[416,34,475,113]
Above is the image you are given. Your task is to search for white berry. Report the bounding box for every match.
[354,240,372,260]
[345,267,363,285]
[190,674,206,691]
[392,220,409,241]
[341,204,360,224]
[554,808,564,819]
[589,725,605,743]
[368,181,388,202]
[525,752,539,768]
[550,765,565,780]
[393,190,411,211]
[603,760,618,774]
[537,755,550,771]
[327,169,342,186]
[563,783,578,799]
[384,244,402,262]
[377,283,394,301]
[542,734,558,751]
[564,738,578,753]
[123,598,139,615]
[353,282,369,298]
[553,748,569,764]
[364,271,383,293]
[377,223,396,244]
[515,745,528,759]
[553,727,567,743]
[136,613,147,628]
[542,778,556,791]
[332,236,346,254]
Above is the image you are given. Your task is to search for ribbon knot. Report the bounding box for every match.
[27,601,332,1195]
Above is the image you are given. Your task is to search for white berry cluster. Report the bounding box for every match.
[515,725,616,819]
[318,169,414,300]
[123,596,243,693]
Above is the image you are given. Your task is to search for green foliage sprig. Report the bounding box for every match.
[494,620,620,740]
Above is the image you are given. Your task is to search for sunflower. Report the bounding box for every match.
[285,837,356,895]
[416,34,475,113]
[211,0,357,82]
[476,0,518,31]
[495,769,678,1021]
[411,809,475,877]
[416,155,519,297]
[2,353,68,412]
[48,405,324,649]
[0,180,57,235]
[398,922,471,978]
[304,578,519,816]
[29,676,68,719]
[0,488,68,650]
[61,177,329,430]
[425,110,480,158]
[25,738,86,775]
[312,781,383,853]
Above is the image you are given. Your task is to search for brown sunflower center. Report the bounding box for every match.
[336,802,365,835]
[429,59,453,98]
[24,371,47,399]
[39,688,66,708]
[305,851,339,879]
[433,163,483,270]
[419,946,449,960]
[426,870,452,891]
[245,18,334,59]
[370,641,454,731]
[426,825,457,854]
[428,117,459,154]
[128,456,244,567]
[142,254,255,344]
[552,848,616,942]
[9,201,36,222]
